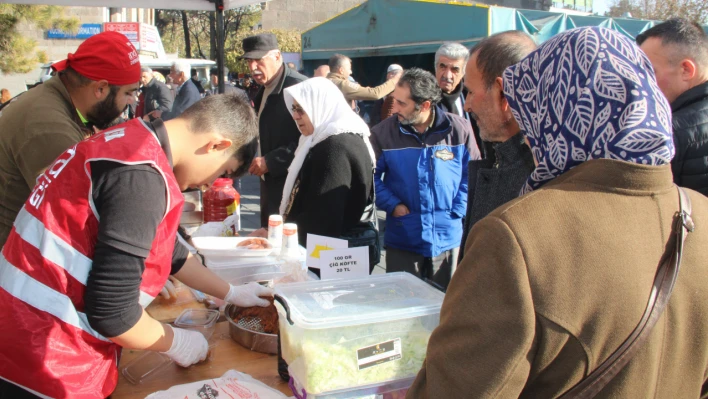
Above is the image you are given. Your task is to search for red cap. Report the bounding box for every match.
[52,31,141,86]
[212,178,234,187]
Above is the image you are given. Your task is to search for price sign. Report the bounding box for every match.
[319,247,370,280]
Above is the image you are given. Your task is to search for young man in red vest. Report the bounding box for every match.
[0,94,271,399]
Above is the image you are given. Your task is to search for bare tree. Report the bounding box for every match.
[607,0,708,23]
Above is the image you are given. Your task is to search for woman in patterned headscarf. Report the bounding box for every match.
[407,27,708,398]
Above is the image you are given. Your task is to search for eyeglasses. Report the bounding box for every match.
[291,103,306,116]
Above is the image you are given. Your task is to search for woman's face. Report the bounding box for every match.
[291,100,314,136]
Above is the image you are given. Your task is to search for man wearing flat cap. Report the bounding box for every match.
[241,32,307,227]
[0,31,140,247]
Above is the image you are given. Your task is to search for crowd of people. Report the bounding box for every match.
[0,17,706,399]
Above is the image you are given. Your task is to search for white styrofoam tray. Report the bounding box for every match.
[191,237,274,258]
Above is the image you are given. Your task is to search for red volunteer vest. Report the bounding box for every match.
[0,119,184,398]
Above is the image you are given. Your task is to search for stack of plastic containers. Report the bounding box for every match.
[273,273,444,398]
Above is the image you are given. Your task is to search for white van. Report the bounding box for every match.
[34,57,216,87]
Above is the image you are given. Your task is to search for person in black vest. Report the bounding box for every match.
[241,33,307,227]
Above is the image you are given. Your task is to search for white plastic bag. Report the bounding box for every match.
[191,213,241,238]
[146,369,292,399]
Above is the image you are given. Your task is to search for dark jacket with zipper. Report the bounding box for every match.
[253,66,307,223]
[459,132,535,260]
[670,80,708,195]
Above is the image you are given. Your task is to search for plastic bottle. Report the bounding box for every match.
[202,178,239,223]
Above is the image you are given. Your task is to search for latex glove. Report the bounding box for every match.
[225,282,273,308]
[159,278,177,300]
[161,325,209,367]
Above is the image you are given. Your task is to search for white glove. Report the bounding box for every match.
[225,282,273,308]
[159,279,177,300]
[161,325,209,367]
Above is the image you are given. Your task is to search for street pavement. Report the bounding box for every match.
[237,174,388,275]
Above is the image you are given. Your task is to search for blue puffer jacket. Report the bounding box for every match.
[371,105,480,257]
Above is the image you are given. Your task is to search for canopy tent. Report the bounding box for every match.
[8,0,259,11]
[301,0,708,85]
[8,0,265,92]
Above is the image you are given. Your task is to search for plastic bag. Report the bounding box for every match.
[146,369,292,399]
[191,213,241,238]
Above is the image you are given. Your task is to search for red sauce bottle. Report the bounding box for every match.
[203,178,240,223]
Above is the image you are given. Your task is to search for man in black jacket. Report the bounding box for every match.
[638,19,708,195]
[242,33,307,226]
[435,42,485,157]
[459,31,537,261]
[140,67,173,115]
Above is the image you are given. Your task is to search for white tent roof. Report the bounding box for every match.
[8,0,262,11]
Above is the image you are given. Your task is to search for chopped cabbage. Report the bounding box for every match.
[282,318,433,394]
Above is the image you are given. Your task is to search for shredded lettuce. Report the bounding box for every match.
[281,318,433,394]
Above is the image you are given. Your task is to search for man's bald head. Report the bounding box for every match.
[469,31,537,89]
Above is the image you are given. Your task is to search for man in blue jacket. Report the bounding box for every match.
[371,68,480,289]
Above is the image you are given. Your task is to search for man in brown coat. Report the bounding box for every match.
[408,27,708,398]
[0,32,140,247]
[327,54,400,107]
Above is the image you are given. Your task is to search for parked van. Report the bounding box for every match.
[33,57,216,87]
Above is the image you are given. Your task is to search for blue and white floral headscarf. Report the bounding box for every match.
[503,27,674,194]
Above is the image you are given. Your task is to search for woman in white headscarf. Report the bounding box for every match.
[277,77,375,249]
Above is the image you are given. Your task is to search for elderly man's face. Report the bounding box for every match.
[140,72,152,86]
[436,55,465,94]
[247,52,281,86]
[464,53,507,142]
[339,58,353,78]
[169,66,186,85]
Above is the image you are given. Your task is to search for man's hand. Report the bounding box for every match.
[392,204,410,218]
[143,110,162,122]
[248,157,268,176]
[389,71,402,84]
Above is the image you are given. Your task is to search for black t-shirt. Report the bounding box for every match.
[83,120,189,338]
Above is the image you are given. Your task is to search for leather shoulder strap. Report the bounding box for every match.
[560,186,693,399]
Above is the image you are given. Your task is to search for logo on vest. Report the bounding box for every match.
[434,148,454,161]
[30,145,77,209]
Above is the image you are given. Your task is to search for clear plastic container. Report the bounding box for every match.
[203,178,239,223]
[174,309,220,340]
[289,373,413,399]
[121,351,173,385]
[274,273,443,395]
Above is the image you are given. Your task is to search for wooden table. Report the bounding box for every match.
[145,283,210,324]
[112,322,291,398]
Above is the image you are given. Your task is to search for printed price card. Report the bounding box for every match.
[319,247,369,280]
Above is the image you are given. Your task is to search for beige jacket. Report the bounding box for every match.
[327,72,396,103]
[408,159,708,398]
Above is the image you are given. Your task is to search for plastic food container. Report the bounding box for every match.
[203,178,239,223]
[192,236,274,259]
[121,351,173,385]
[274,273,443,395]
[174,309,220,340]
[289,373,413,399]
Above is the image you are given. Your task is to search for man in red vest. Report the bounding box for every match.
[0,94,270,399]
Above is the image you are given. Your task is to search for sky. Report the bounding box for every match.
[594,0,610,15]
